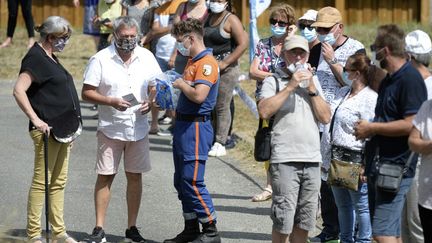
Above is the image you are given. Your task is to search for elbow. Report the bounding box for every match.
[258,103,272,120]
[320,113,331,124]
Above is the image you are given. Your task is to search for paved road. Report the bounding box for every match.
[0,80,274,242]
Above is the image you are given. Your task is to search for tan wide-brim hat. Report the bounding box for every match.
[311,6,342,28]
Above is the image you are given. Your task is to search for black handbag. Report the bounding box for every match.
[254,76,279,162]
[48,109,82,143]
[376,152,414,194]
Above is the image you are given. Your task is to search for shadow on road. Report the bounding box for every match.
[220,230,271,241]
[216,157,264,191]
[214,205,269,216]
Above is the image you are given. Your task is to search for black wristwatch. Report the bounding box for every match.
[308,91,319,97]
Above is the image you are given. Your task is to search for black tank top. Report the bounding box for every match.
[204,13,235,58]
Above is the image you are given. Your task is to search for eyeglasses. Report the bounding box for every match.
[117,34,137,39]
[298,23,314,31]
[270,19,289,27]
[343,67,356,72]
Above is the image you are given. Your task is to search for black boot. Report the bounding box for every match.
[164,219,200,243]
[192,222,221,243]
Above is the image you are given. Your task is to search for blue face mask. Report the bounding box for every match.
[271,25,287,38]
[176,41,190,57]
[300,28,317,43]
[342,71,353,86]
[318,32,336,46]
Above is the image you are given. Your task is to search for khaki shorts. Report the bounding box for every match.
[269,162,320,234]
[96,131,151,175]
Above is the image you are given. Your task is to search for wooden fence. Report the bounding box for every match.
[0,0,430,31]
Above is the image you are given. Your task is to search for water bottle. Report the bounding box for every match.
[295,62,310,88]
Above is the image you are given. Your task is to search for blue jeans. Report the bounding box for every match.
[332,183,372,243]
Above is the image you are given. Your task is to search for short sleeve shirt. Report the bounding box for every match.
[98,1,122,34]
[20,44,81,130]
[413,100,432,209]
[83,44,162,141]
[315,37,365,103]
[176,48,219,116]
[259,70,324,163]
[320,86,377,170]
[374,62,427,177]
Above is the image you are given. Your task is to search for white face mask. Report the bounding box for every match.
[188,0,199,3]
[104,0,115,3]
[370,51,383,69]
[342,71,353,86]
[209,2,227,13]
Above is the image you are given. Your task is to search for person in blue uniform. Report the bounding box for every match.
[163,18,221,243]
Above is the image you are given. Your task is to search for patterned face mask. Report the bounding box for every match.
[53,36,69,52]
[114,35,137,52]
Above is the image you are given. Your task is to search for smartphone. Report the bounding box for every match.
[122,93,139,106]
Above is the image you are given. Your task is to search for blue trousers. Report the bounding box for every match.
[172,120,216,223]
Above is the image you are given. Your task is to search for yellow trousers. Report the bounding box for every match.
[27,130,71,240]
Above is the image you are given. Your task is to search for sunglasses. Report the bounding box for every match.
[270,19,289,27]
[298,23,314,31]
[343,67,356,72]
[316,24,337,34]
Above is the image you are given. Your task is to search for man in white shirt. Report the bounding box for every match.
[82,16,162,243]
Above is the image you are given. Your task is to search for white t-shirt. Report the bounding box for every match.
[259,69,324,163]
[413,99,432,210]
[83,44,162,141]
[316,37,364,103]
[321,86,377,172]
[424,75,432,99]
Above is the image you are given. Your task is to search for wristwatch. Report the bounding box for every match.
[329,57,338,65]
[308,91,319,97]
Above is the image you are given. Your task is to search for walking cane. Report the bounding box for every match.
[43,132,50,243]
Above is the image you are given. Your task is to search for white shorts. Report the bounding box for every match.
[96,131,151,174]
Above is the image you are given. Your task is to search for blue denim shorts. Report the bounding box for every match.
[369,176,413,237]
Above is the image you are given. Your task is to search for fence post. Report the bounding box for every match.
[421,0,430,24]
[335,0,346,24]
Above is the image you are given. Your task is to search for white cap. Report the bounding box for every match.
[299,9,318,21]
[405,30,432,54]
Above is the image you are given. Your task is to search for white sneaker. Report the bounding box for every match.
[208,142,226,157]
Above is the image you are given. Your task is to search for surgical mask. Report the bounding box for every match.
[53,37,68,52]
[270,25,286,38]
[104,0,115,3]
[300,28,317,43]
[370,50,387,69]
[115,36,137,52]
[209,2,227,13]
[318,33,336,46]
[176,41,190,56]
[342,71,353,86]
[188,0,199,3]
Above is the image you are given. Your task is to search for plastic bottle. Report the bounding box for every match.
[295,62,310,88]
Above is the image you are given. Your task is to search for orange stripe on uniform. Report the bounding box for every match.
[192,121,213,223]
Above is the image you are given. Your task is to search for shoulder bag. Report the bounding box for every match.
[254,76,279,162]
[375,150,414,194]
[327,90,363,191]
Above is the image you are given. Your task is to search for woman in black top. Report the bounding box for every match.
[204,0,248,157]
[13,16,80,243]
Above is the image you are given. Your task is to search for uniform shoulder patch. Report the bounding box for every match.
[202,64,212,76]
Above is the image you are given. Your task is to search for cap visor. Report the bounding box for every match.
[311,21,335,28]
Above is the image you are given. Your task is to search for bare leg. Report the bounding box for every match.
[126,172,142,228]
[272,229,289,243]
[289,226,308,243]
[374,236,399,243]
[94,174,115,227]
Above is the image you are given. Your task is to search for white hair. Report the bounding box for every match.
[35,16,72,41]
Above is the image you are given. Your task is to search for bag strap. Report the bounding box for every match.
[267,75,280,129]
[329,89,350,143]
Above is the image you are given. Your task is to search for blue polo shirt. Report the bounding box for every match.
[374,61,427,177]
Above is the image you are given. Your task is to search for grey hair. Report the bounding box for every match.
[34,16,72,41]
[410,52,431,67]
[113,16,140,35]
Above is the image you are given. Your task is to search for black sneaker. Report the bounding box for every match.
[125,226,147,243]
[83,226,107,243]
[308,232,340,243]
